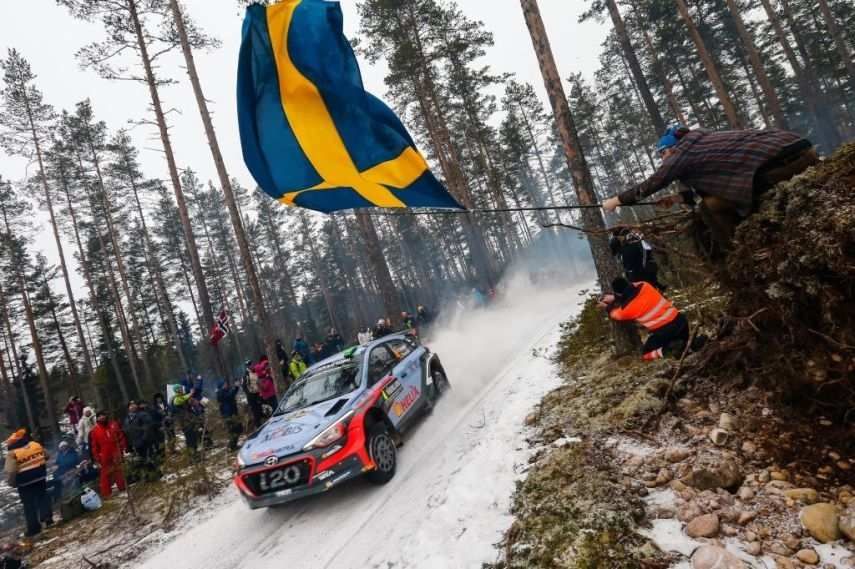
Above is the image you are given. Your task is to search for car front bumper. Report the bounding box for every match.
[237,454,370,509]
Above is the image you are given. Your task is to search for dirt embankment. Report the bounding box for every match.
[488,145,855,569]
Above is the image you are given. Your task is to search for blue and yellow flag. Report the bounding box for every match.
[237,0,462,213]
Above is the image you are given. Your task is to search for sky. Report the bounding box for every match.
[0,0,606,296]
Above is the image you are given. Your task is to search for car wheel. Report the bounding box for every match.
[366,423,396,485]
[431,369,450,400]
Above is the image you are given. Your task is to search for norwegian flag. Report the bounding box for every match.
[217,308,230,335]
[209,308,230,346]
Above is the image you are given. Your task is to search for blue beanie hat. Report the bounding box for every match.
[657,125,689,152]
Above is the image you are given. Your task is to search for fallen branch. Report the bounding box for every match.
[656,329,698,418]
[808,328,855,351]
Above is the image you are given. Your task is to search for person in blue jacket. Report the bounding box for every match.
[293,335,313,364]
[53,441,81,501]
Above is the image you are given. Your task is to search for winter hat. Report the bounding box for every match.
[612,277,631,296]
[4,429,26,447]
[657,125,690,153]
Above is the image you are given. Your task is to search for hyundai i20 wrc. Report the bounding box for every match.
[234,334,450,508]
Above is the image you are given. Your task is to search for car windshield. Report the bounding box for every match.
[274,363,361,415]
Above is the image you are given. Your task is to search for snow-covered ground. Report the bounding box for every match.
[134,276,592,569]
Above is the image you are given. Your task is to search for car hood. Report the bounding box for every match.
[239,396,355,467]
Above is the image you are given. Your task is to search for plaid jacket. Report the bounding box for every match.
[618,129,805,211]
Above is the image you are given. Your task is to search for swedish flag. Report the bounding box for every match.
[237,0,462,213]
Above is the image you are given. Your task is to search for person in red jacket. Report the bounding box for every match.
[90,411,127,498]
[253,355,278,414]
[599,277,699,361]
[64,396,84,434]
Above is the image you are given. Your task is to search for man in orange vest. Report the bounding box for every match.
[600,278,696,361]
[4,429,53,537]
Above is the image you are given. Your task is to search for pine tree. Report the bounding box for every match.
[520,0,640,354]
[0,178,59,436]
[0,49,97,405]
[168,0,285,387]
[61,0,223,376]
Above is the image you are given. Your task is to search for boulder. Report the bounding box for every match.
[665,447,692,463]
[795,548,820,565]
[682,459,744,491]
[784,488,818,504]
[719,413,738,430]
[800,502,841,543]
[691,545,745,569]
[709,428,730,446]
[738,487,755,501]
[840,507,855,541]
[744,541,761,556]
[686,513,720,538]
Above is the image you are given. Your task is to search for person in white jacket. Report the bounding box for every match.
[76,407,96,454]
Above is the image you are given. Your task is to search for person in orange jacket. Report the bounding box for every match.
[89,411,127,498]
[599,277,699,361]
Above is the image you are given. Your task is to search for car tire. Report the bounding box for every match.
[431,369,450,401]
[366,423,396,485]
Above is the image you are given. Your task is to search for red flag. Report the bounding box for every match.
[209,322,225,346]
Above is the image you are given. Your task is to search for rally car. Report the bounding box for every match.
[234,334,450,508]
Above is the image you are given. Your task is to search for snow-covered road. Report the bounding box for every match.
[136,278,591,569]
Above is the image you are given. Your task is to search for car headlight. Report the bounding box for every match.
[303,411,354,451]
[236,453,246,468]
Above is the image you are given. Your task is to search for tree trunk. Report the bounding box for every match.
[21,94,95,390]
[18,281,58,438]
[127,0,221,375]
[0,288,35,433]
[0,341,17,428]
[724,0,787,128]
[39,271,81,397]
[103,251,144,398]
[169,0,282,386]
[642,31,688,125]
[520,0,640,355]
[298,212,340,334]
[763,0,842,149]
[259,205,298,308]
[87,141,155,392]
[123,160,190,373]
[400,6,497,289]
[605,0,666,133]
[673,0,743,129]
[355,212,402,327]
[57,166,119,407]
[816,0,855,88]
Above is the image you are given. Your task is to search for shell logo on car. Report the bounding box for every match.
[392,386,420,418]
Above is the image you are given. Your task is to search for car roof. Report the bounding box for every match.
[303,334,412,374]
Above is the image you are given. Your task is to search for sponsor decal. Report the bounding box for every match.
[391,386,420,417]
[381,379,403,401]
[320,444,343,459]
[286,409,309,420]
[262,423,303,441]
[275,488,293,497]
[265,456,279,466]
[315,470,334,481]
[330,472,350,485]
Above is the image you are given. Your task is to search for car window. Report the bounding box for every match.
[274,364,360,415]
[387,339,414,360]
[367,345,397,385]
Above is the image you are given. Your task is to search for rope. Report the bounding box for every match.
[356,202,656,217]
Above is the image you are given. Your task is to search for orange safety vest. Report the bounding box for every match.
[11,441,47,487]
[609,282,679,332]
